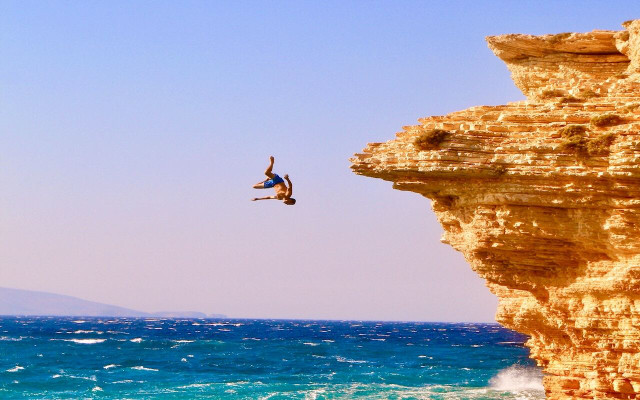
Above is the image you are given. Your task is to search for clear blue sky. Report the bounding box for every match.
[2,1,639,321]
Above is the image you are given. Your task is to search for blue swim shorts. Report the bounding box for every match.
[264,174,284,188]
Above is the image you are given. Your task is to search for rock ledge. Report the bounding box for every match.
[352,20,640,399]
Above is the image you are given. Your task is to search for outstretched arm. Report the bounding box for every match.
[284,174,293,197]
[252,196,277,201]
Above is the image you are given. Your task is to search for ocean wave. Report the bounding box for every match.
[103,364,118,369]
[177,383,212,389]
[303,387,327,400]
[131,366,159,372]
[489,365,544,391]
[172,340,194,343]
[335,356,367,364]
[0,336,22,341]
[53,374,97,381]
[278,383,544,399]
[6,366,24,372]
[64,338,106,344]
[214,322,243,327]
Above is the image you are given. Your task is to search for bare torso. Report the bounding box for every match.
[273,182,288,199]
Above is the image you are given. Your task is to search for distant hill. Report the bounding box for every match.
[0,287,226,318]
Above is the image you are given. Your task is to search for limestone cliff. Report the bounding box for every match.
[352,20,640,399]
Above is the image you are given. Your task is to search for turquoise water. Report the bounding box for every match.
[0,317,544,399]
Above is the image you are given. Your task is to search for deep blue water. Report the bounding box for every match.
[0,318,544,399]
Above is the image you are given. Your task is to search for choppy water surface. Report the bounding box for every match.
[0,318,544,399]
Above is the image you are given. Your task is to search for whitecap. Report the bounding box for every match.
[131,366,158,372]
[0,336,22,341]
[65,338,106,344]
[6,366,24,372]
[303,342,319,346]
[173,340,194,343]
[226,381,249,386]
[130,338,143,343]
[177,383,211,389]
[336,356,367,364]
[92,386,103,392]
[67,375,97,381]
[103,364,118,370]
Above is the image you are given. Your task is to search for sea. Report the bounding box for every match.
[0,317,545,399]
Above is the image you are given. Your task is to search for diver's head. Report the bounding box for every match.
[283,198,296,205]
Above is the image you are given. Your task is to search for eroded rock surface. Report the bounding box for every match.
[352,20,640,399]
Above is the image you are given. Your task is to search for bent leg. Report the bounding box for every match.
[264,156,275,178]
[253,182,267,189]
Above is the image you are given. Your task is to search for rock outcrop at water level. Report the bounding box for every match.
[351,20,640,399]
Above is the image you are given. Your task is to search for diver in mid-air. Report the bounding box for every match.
[251,156,296,205]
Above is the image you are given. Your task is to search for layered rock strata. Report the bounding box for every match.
[352,20,640,399]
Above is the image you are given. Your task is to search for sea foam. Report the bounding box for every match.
[65,338,106,344]
[131,366,159,372]
[489,365,544,391]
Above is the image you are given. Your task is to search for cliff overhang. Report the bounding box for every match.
[352,20,640,399]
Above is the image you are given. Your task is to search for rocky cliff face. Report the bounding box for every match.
[352,20,640,399]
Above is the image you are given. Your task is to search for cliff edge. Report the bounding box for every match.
[352,20,640,399]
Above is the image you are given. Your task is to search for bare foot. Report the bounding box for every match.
[269,156,274,163]
[284,174,289,179]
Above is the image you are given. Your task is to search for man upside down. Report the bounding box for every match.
[252,156,296,205]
